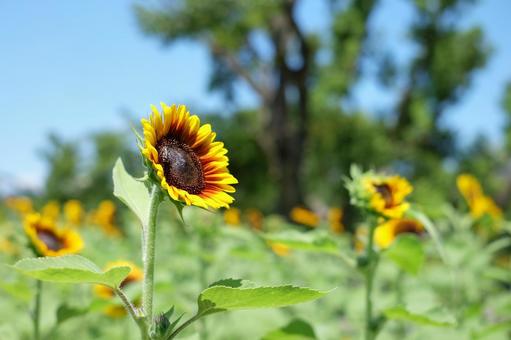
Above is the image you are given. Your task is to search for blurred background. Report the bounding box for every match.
[1,0,511,220]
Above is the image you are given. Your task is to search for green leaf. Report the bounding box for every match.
[197,279,330,316]
[472,320,511,339]
[384,306,456,327]
[483,266,511,283]
[12,255,130,288]
[262,318,317,340]
[113,158,150,226]
[384,234,425,275]
[0,279,33,302]
[56,304,88,324]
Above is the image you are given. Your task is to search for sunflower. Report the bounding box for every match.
[64,200,84,226]
[470,196,502,220]
[5,196,33,216]
[24,213,83,257]
[364,176,413,219]
[456,174,483,206]
[328,207,344,234]
[289,206,319,228]
[90,200,122,237]
[374,218,424,249]
[140,103,238,209]
[246,208,264,231]
[94,261,143,317]
[268,242,291,257]
[0,237,19,256]
[456,174,502,220]
[224,207,241,226]
[41,200,60,222]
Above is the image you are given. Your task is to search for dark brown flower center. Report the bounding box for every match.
[36,229,63,251]
[394,220,422,235]
[374,183,393,208]
[156,137,205,194]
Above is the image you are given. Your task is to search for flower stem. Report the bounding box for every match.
[142,184,161,331]
[364,222,378,340]
[33,280,42,340]
[115,288,147,338]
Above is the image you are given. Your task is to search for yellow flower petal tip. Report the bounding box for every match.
[374,218,424,249]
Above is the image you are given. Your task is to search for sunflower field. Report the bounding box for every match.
[2,0,511,339]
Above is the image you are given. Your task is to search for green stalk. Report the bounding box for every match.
[115,288,147,338]
[142,184,162,332]
[33,280,42,340]
[364,221,378,340]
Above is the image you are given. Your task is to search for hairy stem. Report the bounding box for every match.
[33,280,42,340]
[142,184,161,332]
[115,288,147,338]
[365,222,378,340]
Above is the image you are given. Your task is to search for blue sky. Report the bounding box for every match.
[0,0,510,193]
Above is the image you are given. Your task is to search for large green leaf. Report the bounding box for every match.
[262,318,317,340]
[384,306,456,327]
[197,279,330,315]
[12,255,130,288]
[113,158,150,226]
[384,234,425,275]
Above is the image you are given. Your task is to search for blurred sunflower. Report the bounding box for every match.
[470,196,502,220]
[24,213,83,257]
[140,103,238,209]
[328,207,345,234]
[246,208,264,231]
[90,200,122,237]
[94,261,143,317]
[41,200,60,222]
[5,196,33,216]
[0,237,19,256]
[224,207,241,226]
[456,174,483,206]
[456,174,502,220]
[64,200,84,226]
[364,176,412,219]
[374,218,424,249]
[268,242,291,257]
[290,206,319,228]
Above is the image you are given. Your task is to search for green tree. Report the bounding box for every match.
[135,0,378,214]
[393,0,490,161]
[136,0,492,216]
[40,134,80,202]
[40,131,140,206]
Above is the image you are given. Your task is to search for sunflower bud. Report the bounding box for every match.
[151,313,171,338]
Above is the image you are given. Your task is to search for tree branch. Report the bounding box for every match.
[209,41,272,102]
